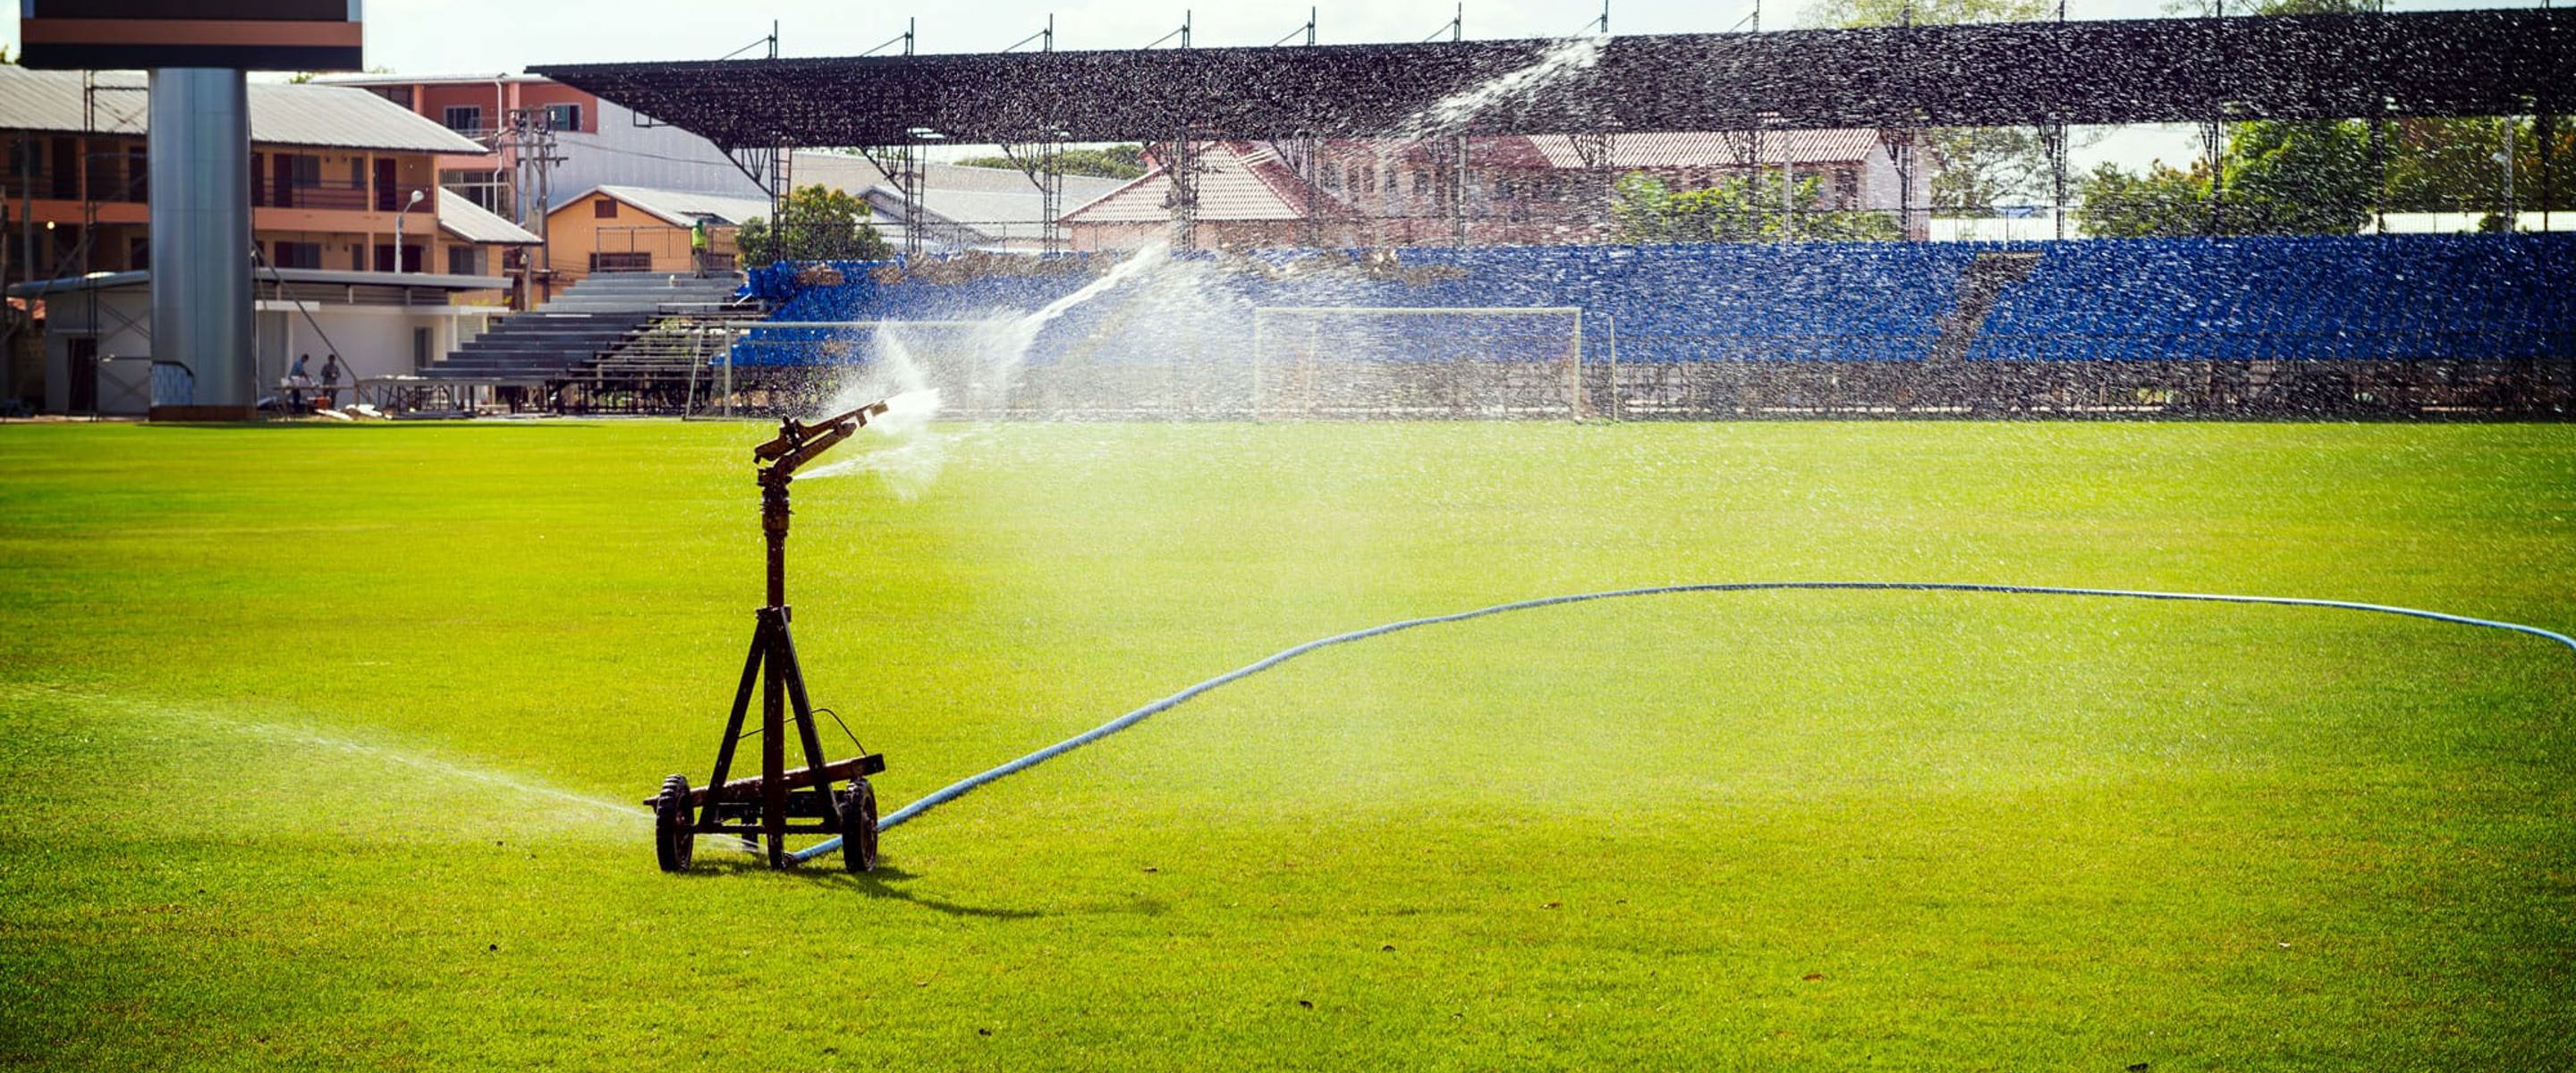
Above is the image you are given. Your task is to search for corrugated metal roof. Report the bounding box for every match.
[0,67,490,154]
[577,184,776,227]
[437,190,543,246]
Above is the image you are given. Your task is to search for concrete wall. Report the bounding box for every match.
[38,287,499,413]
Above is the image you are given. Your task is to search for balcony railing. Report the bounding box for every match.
[0,169,414,214]
[255,182,377,212]
[0,165,146,204]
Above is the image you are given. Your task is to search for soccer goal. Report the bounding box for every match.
[1249,306,1595,420]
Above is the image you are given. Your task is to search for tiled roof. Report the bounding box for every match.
[1063,140,1351,224]
[1523,129,1888,168]
[0,67,489,155]
[574,184,776,227]
[791,151,1127,202]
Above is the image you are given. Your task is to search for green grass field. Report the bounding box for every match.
[2,418,2571,1070]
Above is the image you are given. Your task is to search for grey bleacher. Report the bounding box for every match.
[421,273,746,384]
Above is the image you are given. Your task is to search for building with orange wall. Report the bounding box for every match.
[544,185,771,280]
[0,68,539,414]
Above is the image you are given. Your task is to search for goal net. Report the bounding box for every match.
[1249,307,1591,420]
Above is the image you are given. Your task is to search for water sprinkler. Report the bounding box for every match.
[648,399,895,874]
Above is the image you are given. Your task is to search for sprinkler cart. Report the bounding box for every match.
[649,400,894,874]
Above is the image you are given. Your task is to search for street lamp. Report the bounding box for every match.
[391,188,425,273]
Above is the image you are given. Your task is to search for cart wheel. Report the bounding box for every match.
[654,773,695,873]
[839,778,880,874]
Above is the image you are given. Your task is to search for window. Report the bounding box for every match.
[271,241,324,269]
[442,106,482,133]
[369,86,414,108]
[75,143,115,202]
[1385,166,1399,194]
[446,246,485,276]
[541,103,582,131]
[442,170,507,214]
[1346,165,1364,192]
[590,251,651,273]
[48,138,77,199]
[1412,170,1431,196]
[594,198,618,219]
[271,154,321,207]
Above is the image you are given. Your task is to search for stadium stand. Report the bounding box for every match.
[421,272,751,410]
[733,233,2573,417]
[1968,235,2573,364]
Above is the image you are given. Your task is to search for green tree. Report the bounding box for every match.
[2384,117,2574,219]
[2076,115,2566,237]
[2221,119,2375,234]
[1614,171,1902,243]
[2105,0,2570,234]
[2072,161,2210,238]
[953,144,1147,180]
[736,184,892,265]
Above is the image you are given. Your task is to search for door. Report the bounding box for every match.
[374,158,397,213]
[67,338,97,413]
[412,326,432,372]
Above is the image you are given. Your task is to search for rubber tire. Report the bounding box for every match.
[654,773,695,873]
[839,778,880,874]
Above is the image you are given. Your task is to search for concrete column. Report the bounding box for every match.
[148,68,255,419]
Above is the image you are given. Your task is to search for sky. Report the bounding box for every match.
[2,0,2545,176]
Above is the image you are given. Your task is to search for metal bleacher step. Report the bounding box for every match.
[425,273,750,386]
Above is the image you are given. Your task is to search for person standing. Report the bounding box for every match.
[320,354,343,410]
[287,354,312,410]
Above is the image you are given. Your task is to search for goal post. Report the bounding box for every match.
[1249,306,1591,420]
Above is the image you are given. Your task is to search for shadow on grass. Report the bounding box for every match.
[678,854,1055,920]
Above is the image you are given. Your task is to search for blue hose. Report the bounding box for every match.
[785,581,2576,864]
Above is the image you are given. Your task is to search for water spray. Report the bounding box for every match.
[647,398,902,874]
[785,581,2572,866]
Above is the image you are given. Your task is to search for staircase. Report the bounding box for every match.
[421,273,750,397]
[561,305,771,414]
[1926,252,2040,365]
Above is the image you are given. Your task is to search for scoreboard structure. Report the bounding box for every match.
[18,0,365,72]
